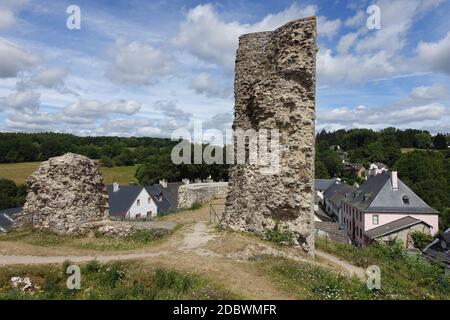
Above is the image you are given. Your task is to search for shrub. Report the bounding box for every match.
[264,222,295,246]
[128,230,162,243]
[190,202,202,210]
[99,156,114,168]
[410,231,433,250]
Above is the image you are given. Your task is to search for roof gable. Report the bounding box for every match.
[107,185,143,216]
[368,178,438,214]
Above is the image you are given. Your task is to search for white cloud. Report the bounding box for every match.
[189,73,231,98]
[0,38,42,78]
[344,10,365,28]
[63,99,141,117]
[337,32,359,54]
[410,84,449,100]
[319,103,446,127]
[317,16,341,39]
[0,0,29,30]
[318,0,447,85]
[31,67,68,88]
[0,90,40,112]
[415,31,450,75]
[173,3,339,71]
[106,39,172,84]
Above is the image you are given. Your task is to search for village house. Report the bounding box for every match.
[343,162,367,179]
[323,182,355,223]
[368,162,388,176]
[341,171,439,247]
[107,180,181,220]
[314,178,339,205]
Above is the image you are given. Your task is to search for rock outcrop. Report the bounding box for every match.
[222,17,317,255]
[18,153,108,235]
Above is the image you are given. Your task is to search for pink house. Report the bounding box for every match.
[341,171,439,247]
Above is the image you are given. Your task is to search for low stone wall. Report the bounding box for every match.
[177,182,228,209]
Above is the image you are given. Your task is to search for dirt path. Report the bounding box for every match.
[0,201,365,299]
[315,250,365,280]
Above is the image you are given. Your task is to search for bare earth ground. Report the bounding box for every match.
[0,199,365,299]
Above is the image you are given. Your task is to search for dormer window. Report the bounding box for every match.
[402,195,410,205]
[158,193,163,202]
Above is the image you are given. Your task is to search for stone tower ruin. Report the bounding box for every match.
[222,17,317,255]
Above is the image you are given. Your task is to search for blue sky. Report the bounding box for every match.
[0,0,449,139]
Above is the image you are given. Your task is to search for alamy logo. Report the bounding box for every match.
[366,5,381,30]
[66,5,81,30]
[170,121,280,175]
[366,265,381,290]
[66,265,81,290]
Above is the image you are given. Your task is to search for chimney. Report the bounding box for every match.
[113,182,120,192]
[159,179,168,188]
[391,171,398,191]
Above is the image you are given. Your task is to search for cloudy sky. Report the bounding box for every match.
[0,0,449,139]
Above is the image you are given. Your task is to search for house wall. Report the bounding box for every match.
[126,188,158,220]
[342,202,365,246]
[342,201,439,246]
[365,213,439,236]
[371,223,431,248]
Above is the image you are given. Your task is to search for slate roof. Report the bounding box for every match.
[107,184,143,217]
[0,207,22,232]
[323,183,355,208]
[314,206,333,222]
[364,216,431,239]
[423,228,450,268]
[315,178,338,192]
[344,172,438,214]
[329,184,355,208]
[108,183,181,217]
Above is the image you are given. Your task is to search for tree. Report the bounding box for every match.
[433,133,448,150]
[415,132,432,149]
[315,160,330,179]
[0,179,26,210]
[99,156,114,168]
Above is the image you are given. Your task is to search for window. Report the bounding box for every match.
[372,215,379,225]
[137,199,140,206]
[402,195,410,205]
[148,197,151,204]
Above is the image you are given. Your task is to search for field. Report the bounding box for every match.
[0,162,138,185]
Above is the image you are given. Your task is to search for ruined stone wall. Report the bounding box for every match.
[177,182,228,209]
[17,153,108,235]
[222,17,317,255]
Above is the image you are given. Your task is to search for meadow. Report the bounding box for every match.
[0,162,138,185]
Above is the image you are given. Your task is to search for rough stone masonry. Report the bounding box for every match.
[17,153,108,235]
[222,17,317,255]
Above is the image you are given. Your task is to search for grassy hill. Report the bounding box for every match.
[0,162,138,185]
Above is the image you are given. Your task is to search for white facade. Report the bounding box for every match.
[126,188,158,220]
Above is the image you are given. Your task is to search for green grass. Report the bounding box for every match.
[0,161,138,185]
[315,237,450,299]
[258,256,377,300]
[0,261,238,300]
[0,228,168,251]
